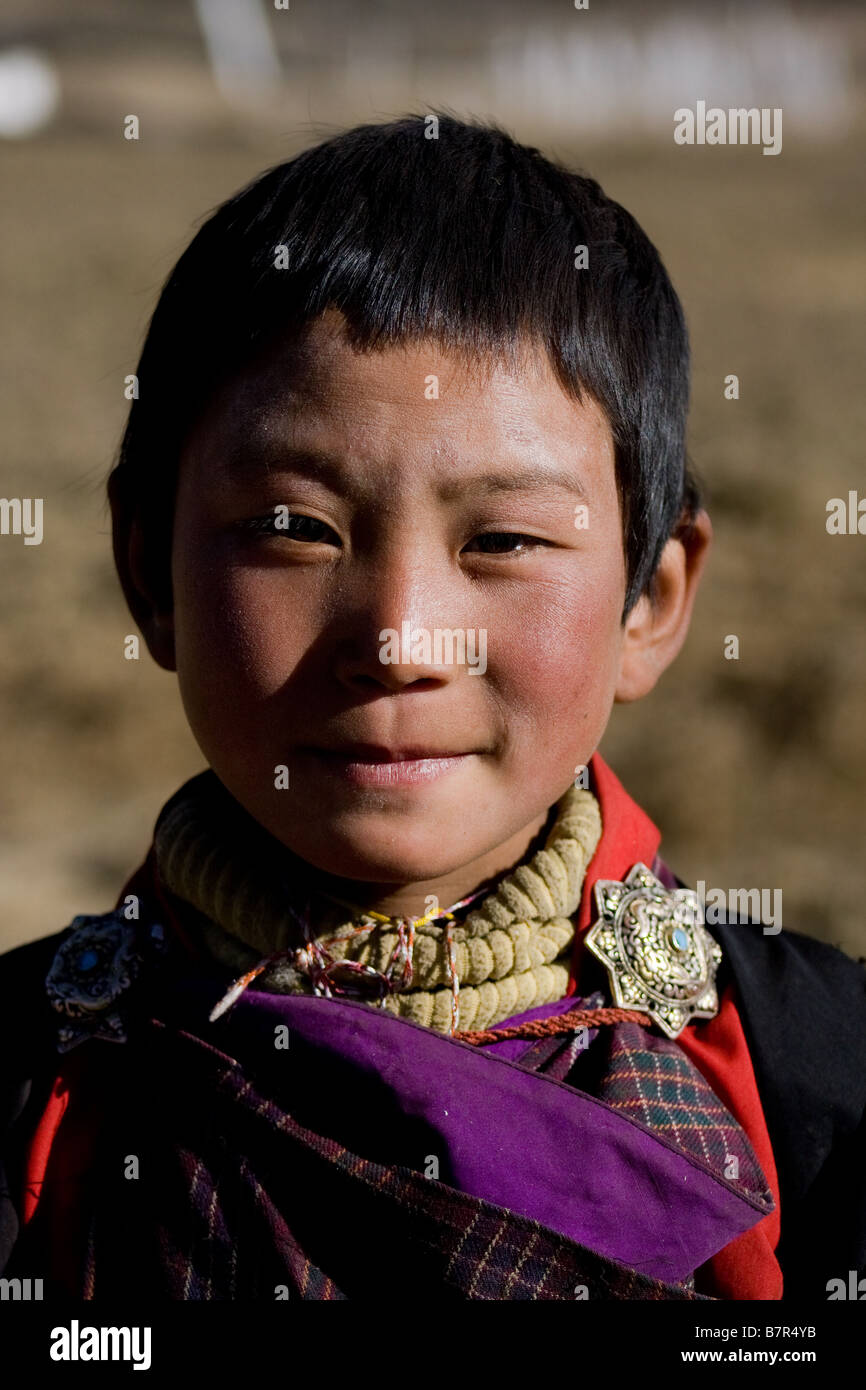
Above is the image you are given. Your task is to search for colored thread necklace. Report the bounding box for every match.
[209,884,489,1033]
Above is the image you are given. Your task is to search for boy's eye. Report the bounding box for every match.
[463,531,552,555]
[240,512,340,544]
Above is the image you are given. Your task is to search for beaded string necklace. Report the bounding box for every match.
[209,884,489,1033]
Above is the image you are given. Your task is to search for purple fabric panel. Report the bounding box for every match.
[190,982,767,1283]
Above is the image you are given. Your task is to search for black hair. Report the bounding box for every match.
[111,110,700,615]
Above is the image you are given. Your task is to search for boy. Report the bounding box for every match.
[1,113,863,1303]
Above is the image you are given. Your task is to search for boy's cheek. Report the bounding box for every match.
[495,604,622,761]
[174,566,317,693]
[493,582,622,692]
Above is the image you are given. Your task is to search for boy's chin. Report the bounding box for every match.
[247,800,498,889]
[274,820,485,888]
[228,756,515,886]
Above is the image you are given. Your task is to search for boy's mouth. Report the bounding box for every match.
[302,743,476,789]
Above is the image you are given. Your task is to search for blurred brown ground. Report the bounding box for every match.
[1,1,864,958]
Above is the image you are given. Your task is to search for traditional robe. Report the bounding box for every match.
[1,756,864,1300]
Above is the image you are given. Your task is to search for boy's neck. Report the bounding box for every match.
[307,806,554,921]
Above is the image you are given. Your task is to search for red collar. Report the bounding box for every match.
[572,752,782,1298]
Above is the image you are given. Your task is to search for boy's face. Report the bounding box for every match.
[167,310,630,895]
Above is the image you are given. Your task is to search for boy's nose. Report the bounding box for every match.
[331,558,466,693]
[335,618,460,693]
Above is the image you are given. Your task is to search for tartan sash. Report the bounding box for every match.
[15,963,774,1301]
[47,1019,706,1301]
[511,999,773,1211]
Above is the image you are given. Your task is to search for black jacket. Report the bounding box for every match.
[710,915,866,1298]
[1,914,864,1300]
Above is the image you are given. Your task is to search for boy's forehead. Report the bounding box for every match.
[188,310,615,487]
[230,311,552,412]
[268,306,542,392]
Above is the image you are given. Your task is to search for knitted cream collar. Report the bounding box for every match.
[154,771,602,1035]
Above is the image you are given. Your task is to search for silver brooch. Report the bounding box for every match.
[46,912,163,1052]
[585,864,722,1039]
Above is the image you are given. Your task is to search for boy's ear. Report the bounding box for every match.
[614,508,712,703]
[108,471,177,672]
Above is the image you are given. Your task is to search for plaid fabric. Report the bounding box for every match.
[71,1017,709,1302]
[23,925,775,1301]
[586,1021,774,1209]
[505,989,773,1215]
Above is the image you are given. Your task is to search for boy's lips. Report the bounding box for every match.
[301,742,478,788]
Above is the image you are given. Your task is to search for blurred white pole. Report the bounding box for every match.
[193,0,283,108]
[0,48,60,138]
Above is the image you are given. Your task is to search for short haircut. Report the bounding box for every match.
[110,111,701,615]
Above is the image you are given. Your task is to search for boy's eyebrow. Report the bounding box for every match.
[219,445,588,501]
[219,445,344,487]
[437,466,588,502]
